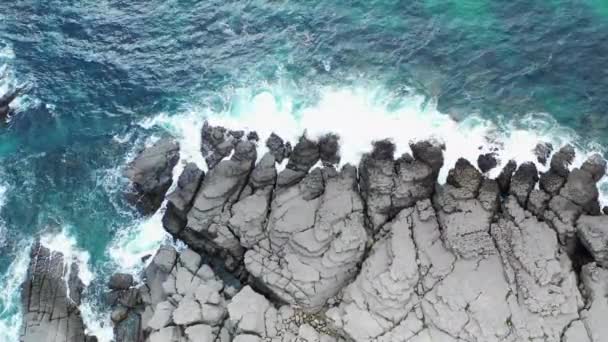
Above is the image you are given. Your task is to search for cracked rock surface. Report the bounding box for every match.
[26,126,608,342]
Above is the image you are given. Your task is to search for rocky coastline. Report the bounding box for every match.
[20,122,608,342]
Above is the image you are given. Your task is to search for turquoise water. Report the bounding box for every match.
[1,1,607,340]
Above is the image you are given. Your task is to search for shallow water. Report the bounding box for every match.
[0,1,607,340]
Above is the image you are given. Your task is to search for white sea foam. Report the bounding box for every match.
[160,84,606,203]
[39,228,113,342]
[0,240,33,342]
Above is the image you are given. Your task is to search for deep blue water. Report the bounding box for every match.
[1,1,607,340]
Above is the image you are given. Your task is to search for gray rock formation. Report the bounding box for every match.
[125,138,180,214]
[27,125,608,342]
[20,243,96,342]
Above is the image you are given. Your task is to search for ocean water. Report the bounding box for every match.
[0,1,607,341]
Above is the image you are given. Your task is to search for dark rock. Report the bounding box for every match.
[247,131,259,141]
[318,133,341,166]
[108,273,134,290]
[446,158,482,196]
[201,121,237,169]
[496,160,517,194]
[125,138,180,214]
[539,170,566,195]
[550,144,575,177]
[370,139,396,160]
[286,135,320,172]
[533,142,553,165]
[410,140,445,176]
[604,206,608,215]
[162,163,204,235]
[229,130,245,140]
[21,242,92,342]
[477,153,498,173]
[509,162,539,207]
[581,153,607,183]
[266,133,288,163]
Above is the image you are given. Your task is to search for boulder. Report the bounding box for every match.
[496,159,517,193]
[477,152,498,173]
[125,138,180,214]
[108,273,134,290]
[581,153,607,182]
[266,133,289,163]
[533,142,553,165]
[509,162,539,206]
[550,144,575,177]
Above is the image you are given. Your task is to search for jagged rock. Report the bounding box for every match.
[477,152,498,173]
[124,138,180,214]
[359,139,396,228]
[580,263,608,341]
[182,140,257,271]
[560,168,600,214]
[108,273,134,290]
[409,139,445,176]
[496,159,517,193]
[266,132,289,163]
[318,133,341,166]
[328,202,426,341]
[163,163,204,235]
[229,153,277,249]
[550,144,575,177]
[539,170,566,195]
[201,121,240,169]
[509,162,538,206]
[246,131,259,142]
[577,215,608,267]
[603,206,608,215]
[533,142,553,165]
[527,189,551,217]
[245,165,368,311]
[286,134,320,172]
[360,139,443,230]
[20,243,95,342]
[490,197,584,341]
[435,159,497,258]
[581,153,607,182]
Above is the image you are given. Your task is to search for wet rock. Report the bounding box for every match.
[318,133,340,166]
[111,306,129,324]
[266,133,289,164]
[581,153,607,182]
[550,144,575,177]
[246,131,259,142]
[509,162,539,207]
[539,170,566,195]
[560,168,600,214]
[496,159,517,193]
[409,139,445,176]
[124,138,180,214]
[21,243,94,342]
[577,215,608,267]
[286,134,320,172]
[477,152,498,173]
[162,163,204,235]
[533,142,553,165]
[108,273,134,290]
